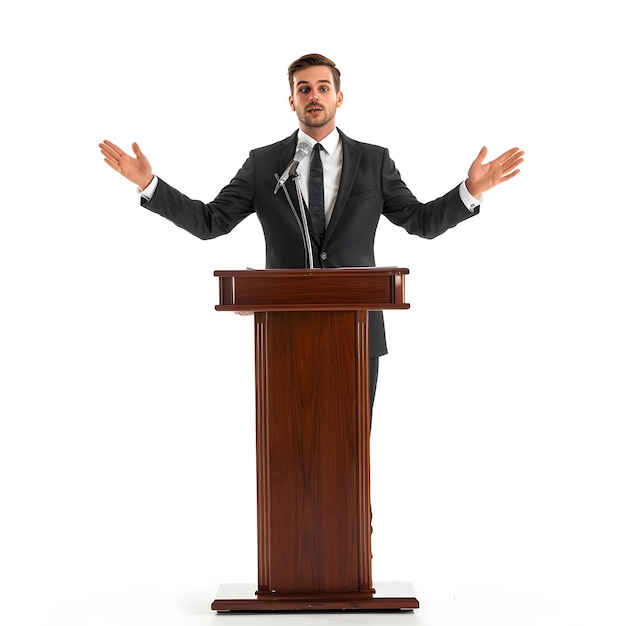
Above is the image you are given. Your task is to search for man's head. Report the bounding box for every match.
[287,54,341,95]
[287,54,343,140]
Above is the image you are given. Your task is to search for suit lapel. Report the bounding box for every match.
[273,131,299,186]
[324,129,361,243]
[274,131,301,218]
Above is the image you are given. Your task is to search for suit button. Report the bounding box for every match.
[320,251,328,261]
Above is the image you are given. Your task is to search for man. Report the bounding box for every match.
[99,53,523,407]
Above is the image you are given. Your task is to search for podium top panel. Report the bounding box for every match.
[214,267,410,312]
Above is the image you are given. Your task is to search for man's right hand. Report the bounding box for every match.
[99,140,153,191]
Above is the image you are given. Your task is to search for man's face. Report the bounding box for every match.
[289,65,343,138]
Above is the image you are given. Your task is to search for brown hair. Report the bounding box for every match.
[287,53,341,95]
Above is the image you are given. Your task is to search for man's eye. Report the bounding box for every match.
[320,86,329,92]
[300,87,310,93]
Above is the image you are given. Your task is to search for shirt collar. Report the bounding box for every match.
[297,128,340,156]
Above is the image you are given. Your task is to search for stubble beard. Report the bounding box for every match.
[300,107,335,130]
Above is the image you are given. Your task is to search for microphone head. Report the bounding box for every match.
[295,141,312,160]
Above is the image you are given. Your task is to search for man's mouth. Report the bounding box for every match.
[308,106,323,113]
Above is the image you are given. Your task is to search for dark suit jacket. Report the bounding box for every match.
[141,128,479,357]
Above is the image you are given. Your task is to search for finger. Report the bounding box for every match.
[502,156,524,173]
[131,142,143,158]
[475,146,488,162]
[102,157,122,173]
[496,147,523,165]
[101,139,127,156]
[98,141,111,152]
[499,169,521,183]
[503,149,524,165]
[99,142,120,160]
[508,151,524,164]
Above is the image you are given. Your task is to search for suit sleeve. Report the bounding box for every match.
[139,153,257,240]
[380,148,479,239]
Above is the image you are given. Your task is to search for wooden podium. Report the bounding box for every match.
[210,268,419,612]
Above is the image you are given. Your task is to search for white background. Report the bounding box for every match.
[1,1,624,625]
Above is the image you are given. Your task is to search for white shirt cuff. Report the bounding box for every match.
[138,176,158,199]
[459,180,482,213]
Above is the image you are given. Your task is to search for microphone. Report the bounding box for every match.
[273,141,312,194]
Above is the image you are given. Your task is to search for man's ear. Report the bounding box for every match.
[336,91,344,108]
[289,96,295,111]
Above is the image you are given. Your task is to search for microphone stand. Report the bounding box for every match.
[274,172,314,269]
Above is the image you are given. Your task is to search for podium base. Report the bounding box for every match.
[211,581,419,612]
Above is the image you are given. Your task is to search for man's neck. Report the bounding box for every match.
[299,124,336,143]
[301,126,338,144]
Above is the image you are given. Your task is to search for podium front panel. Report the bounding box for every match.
[255,310,372,598]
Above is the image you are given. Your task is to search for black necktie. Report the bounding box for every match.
[308,143,326,238]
